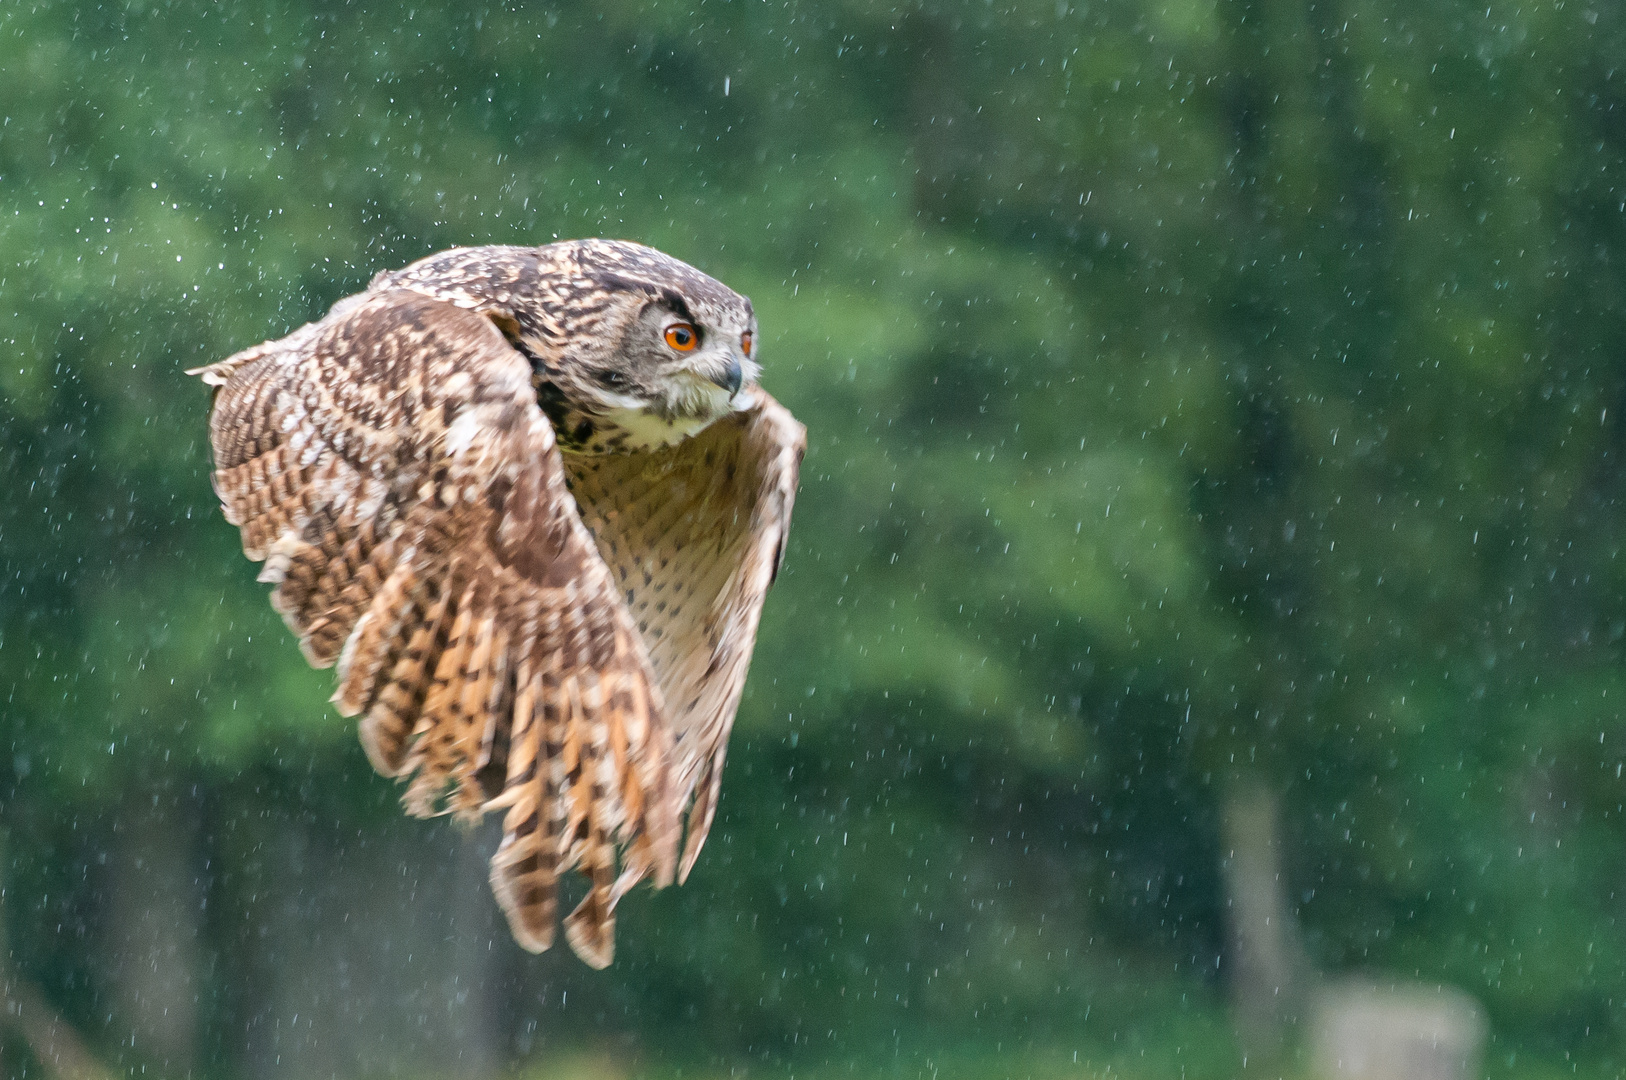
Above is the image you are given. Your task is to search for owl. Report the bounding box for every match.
[189,240,805,968]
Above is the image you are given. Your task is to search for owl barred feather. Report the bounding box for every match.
[190,240,804,968]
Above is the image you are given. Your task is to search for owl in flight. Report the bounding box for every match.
[190,240,804,968]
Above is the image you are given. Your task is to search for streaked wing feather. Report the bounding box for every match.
[198,289,678,968]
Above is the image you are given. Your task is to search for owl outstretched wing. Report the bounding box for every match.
[563,390,805,880]
[192,289,678,968]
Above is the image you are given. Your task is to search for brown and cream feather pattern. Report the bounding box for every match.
[190,241,803,968]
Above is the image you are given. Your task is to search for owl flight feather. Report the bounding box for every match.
[189,240,804,968]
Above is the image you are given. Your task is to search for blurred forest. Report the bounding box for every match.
[4,0,1626,1077]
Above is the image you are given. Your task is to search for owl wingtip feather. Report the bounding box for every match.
[507,914,558,956]
[563,905,615,970]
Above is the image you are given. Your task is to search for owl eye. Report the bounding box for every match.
[664,323,699,351]
[741,330,754,357]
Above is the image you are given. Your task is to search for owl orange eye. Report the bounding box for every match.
[741,330,754,357]
[664,323,699,351]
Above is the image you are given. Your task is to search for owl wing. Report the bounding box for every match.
[562,389,805,882]
[192,289,677,968]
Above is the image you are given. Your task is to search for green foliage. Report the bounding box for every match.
[4,0,1626,1075]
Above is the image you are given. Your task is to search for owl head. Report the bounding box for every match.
[373,239,761,451]
[519,239,760,426]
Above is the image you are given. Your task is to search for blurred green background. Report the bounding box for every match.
[4,0,1626,1077]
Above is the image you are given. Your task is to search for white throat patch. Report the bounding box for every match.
[602,404,719,450]
[587,377,740,450]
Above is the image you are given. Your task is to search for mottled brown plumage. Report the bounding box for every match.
[190,240,804,968]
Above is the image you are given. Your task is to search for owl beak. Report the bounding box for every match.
[710,357,743,397]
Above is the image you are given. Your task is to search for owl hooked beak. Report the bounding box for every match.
[710,357,744,397]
